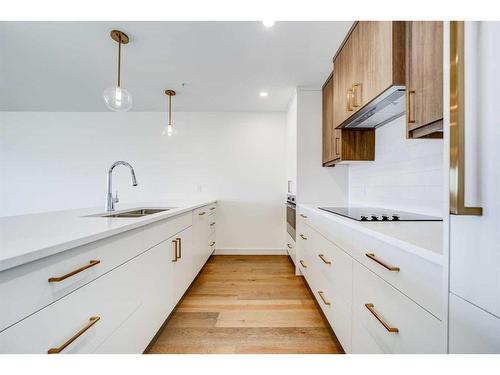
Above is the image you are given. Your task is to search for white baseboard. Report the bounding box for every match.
[214,248,287,255]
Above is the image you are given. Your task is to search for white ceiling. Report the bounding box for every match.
[0,21,352,112]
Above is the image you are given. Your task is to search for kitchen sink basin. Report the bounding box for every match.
[91,208,173,218]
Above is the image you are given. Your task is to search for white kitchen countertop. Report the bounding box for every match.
[0,199,217,272]
[299,204,444,265]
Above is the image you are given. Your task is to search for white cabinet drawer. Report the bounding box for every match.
[142,212,192,250]
[449,293,500,353]
[0,246,146,353]
[286,233,296,265]
[0,228,143,332]
[352,262,444,353]
[208,215,216,236]
[296,220,312,253]
[351,315,384,354]
[308,272,352,353]
[306,226,353,306]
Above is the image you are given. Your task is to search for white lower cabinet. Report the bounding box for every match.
[0,203,216,354]
[296,214,445,354]
[449,293,500,353]
[0,246,145,353]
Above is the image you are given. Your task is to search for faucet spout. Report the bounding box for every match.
[106,161,138,212]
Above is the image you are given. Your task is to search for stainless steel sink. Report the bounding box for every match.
[90,208,173,218]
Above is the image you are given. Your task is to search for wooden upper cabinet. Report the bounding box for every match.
[332,21,406,128]
[322,73,335,165]
[406,21,443,138]
[324,70,375,167]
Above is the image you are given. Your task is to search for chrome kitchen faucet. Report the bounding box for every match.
[105,161,138,211]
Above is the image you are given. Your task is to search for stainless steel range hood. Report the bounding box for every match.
[339,85,406,129]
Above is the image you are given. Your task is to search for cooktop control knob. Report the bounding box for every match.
[360,216,368,221]
[371,215,379,221]
[381,215,389,221]
[392,215,400,221]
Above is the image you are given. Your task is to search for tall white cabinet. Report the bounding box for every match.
[447,22,500,353]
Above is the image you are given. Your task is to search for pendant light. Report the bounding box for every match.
[163,89,177,137]
[103,30,132,112]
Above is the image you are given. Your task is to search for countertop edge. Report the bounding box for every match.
[299,204,444,266]
[0,200,217,272]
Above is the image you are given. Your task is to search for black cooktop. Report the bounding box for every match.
[318,207,442,222]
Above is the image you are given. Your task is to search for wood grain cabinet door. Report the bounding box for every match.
[333,37,354,128]
[406,21,443,137]
[322,73,335,165]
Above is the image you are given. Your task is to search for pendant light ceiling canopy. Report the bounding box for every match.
[103,30,132,112]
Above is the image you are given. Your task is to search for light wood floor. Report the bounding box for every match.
[146,255,344,354]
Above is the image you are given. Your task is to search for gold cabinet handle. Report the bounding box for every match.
[318,291,331,306]
[48,260,100,283]
[365,253,400,272]
[176,238,182,259]
[210,241,215,246]
[318,254,332,265]
[406,90,416,124]
[210,222,216,226]
[299,234,307,240]
[300,214,308,219]
[365,303,399,333]
[47,316,100,354]
[335,136,340,156]
[352,83,362,107]
[299,260,307,268]
[209,207,216,211]
[347,89,354,111]
[287,243,293,249]
[171,239,178,262]
[198,211,206,216]
[450,21,483,216]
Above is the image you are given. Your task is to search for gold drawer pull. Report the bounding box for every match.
[299,234,307,240]
[48,260,100,283]
[365,303,399,333]
[318,254,331,265]
[176,238,182,259]
[198,211,206,216]
[287,243,293,249]
[48,316,100,354]
[352,83,362,107]
[347,89,354,111]
[365,253,400,272]
[299,260,307,268]
[210,222,216,226]
[210,241,216,246]
[209,207,216,211]
[406,90,416,124]
[172,239,178,262]
[300,214,308,218]
[318,291,331,306]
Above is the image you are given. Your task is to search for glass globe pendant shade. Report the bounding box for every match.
[103,86,132,112]
[162,124,178,137]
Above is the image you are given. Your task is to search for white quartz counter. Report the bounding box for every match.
[0,199,216,272]
[299,204,444,265]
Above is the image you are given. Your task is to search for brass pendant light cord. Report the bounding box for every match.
[117,34,122,88]
[168,94,172,125]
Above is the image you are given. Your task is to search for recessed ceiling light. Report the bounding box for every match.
[262,20,275,28]
[259,91,269,98]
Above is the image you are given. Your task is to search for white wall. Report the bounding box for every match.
[0,111,286,252]
[295,89,349,205]
[348,116,444,217]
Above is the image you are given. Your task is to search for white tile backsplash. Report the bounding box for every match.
[348,116,444,217]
